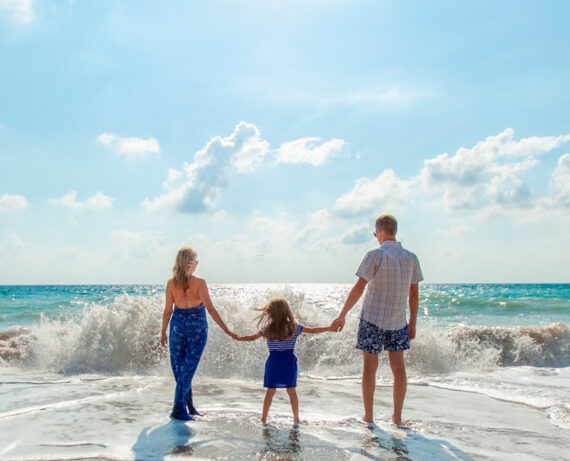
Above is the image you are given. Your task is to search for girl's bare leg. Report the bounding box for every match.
[262,388,276,423]
[286,388,300,423]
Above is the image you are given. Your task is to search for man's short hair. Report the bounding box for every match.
[375,214,397,235]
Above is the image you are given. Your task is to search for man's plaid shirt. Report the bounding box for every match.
[356,241,423,330]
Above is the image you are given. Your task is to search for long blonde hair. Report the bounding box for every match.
[172,247,197,290]
[255,298,297,341]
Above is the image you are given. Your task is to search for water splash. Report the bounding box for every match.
[1,287,568,375]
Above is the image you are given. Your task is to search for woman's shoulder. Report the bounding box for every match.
[192,276,206,286]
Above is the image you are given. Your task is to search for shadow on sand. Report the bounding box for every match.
[132,420,195,461]
[361,423,474,461]
[255,422,474,461]
[131,419,473,460]
[258,425,302,460]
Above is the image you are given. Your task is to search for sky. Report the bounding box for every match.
[1,0,570,284]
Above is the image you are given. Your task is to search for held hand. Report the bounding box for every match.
[160,332,168,348]
[227,330,238,340]
[331,316,345,332]
[408,323,416,340]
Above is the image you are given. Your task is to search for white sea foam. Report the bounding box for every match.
[1,287,568,376]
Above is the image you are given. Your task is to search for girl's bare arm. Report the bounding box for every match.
[237,332,262,341]
[302,325,334,334]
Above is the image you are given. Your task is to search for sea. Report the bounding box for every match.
[0,283,568,461]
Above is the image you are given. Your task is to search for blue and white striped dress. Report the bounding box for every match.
[261,324,304,388]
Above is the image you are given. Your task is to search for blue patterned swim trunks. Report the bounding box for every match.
[356,319,410,353]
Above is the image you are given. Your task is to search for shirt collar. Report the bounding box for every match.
[380,240,401,248]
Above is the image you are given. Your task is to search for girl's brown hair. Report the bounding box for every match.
[172,247,197,290]
[255,298,297,341]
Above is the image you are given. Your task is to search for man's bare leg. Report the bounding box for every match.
[261,388,276,423]
[388,351,407,425]
[362,351,379,423]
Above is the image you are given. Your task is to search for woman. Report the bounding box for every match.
[161,247,237,420]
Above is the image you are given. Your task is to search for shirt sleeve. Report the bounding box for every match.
[356,251,379,282]
[412,256,424,284]
[295,324,304,337]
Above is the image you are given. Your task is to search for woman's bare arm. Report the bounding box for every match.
[198,279,237,339]
[160,279,174,347]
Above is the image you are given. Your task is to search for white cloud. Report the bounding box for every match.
[548,153,570,208]
[420,128,570,211]
[308,208,333,225]
[97,132,160,158]
[341,223,370,245]
[0,0,33,24]
[292,224,321,246]
[276,137,345,166]
[436,225,475,240]
[0,234,34,254]
[231,124,271,173]
[250,217,276,229]
[111,229,166,258]
[0,193,29,211]
[49,191,115,210]
[334,169,412,217]
[143,121,270,214]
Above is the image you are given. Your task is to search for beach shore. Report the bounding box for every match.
[1,370,568,461]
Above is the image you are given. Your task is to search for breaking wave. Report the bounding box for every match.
[0,288,568,376]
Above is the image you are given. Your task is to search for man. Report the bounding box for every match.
[331,214,423,425]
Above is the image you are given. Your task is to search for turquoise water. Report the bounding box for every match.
[1,283,569,331]
[0,285,162,329]
[420,283,570,326]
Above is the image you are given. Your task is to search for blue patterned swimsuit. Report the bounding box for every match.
[168,290,208,420]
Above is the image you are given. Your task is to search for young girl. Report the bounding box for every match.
[237,297,333,424]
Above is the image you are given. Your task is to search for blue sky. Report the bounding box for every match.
[1,0,569,284]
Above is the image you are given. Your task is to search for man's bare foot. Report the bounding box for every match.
[392,414,411,428]
[261,417,267,424]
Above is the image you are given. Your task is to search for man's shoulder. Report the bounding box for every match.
[363,248,383,259]
[383,243,420,261]
[400,245,418,257]
[400,245,419,259]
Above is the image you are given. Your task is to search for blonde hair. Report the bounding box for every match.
[255,298,297,341]
[172,247,198,290]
